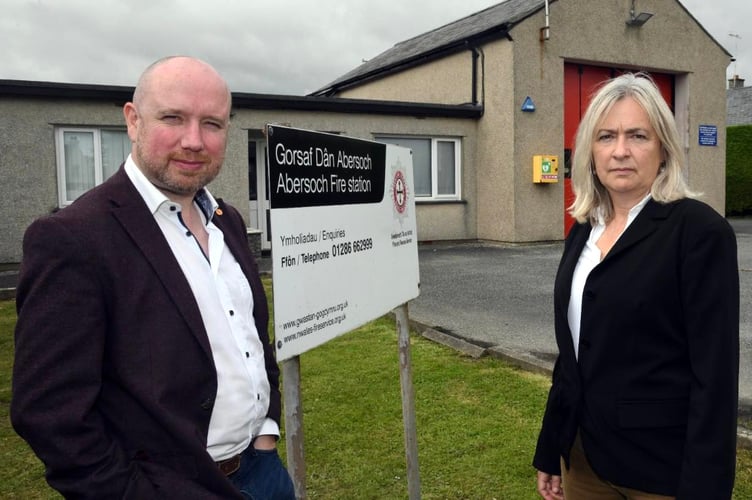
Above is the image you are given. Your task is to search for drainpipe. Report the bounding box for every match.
[471,46,485,112]
[472,48,479,105]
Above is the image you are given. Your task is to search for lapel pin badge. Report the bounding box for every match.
[215,208,223,216]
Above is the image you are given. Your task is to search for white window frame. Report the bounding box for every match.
[376,135,462,201]
[55,127,128,206]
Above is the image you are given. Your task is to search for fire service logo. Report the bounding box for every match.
[391,168,408,217]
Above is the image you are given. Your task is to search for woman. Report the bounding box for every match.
[533,73,739,499]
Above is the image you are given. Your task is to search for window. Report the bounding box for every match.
[375,136,461,200]
[55,128,130,205]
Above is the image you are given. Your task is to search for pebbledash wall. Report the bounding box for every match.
[0,90,479,262]
[0,0,732,263]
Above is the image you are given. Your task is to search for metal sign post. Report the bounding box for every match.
[395,303,421,499]
[282,357,306,498]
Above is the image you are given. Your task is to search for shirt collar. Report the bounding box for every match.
[626,193,652,223]
[595,193,652,226]
[124,155,219,225]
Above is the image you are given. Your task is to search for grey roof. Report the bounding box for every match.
[311,0,548,96]
[728,85,752,126]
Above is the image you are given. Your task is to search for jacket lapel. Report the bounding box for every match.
[553,223,590,361]
[558,223,590,310]
[105,169,214,360]
[601,199,673,264]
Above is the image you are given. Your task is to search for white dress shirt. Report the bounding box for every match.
[568,194,651,359]
[124,157,277,461]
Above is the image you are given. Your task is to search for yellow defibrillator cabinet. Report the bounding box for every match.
[532,155,559,183]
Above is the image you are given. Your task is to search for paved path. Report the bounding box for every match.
[410,217,752,410]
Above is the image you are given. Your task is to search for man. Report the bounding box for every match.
[12,56,295,499]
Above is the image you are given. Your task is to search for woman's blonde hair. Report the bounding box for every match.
[569,72,697,224]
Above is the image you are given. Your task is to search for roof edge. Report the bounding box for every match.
[0,79,134,102]
[233,92,484,117]
[676,0,733,59]
[0,79,483,119]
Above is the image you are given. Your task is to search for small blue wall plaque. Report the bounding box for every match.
[698,124,717,146]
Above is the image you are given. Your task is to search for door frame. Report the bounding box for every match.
[248,133,271,252]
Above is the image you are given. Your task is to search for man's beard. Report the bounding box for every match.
[135,144,222,197]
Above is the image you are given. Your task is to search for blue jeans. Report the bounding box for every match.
[227,446,296,500]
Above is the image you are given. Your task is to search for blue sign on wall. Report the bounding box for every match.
[521,96,536,112]
[698,125,717,146]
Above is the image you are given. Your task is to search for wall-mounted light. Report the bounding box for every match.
[539,0,551,41]
[626,0,653,27]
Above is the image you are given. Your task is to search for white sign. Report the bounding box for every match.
[267,125,420,361]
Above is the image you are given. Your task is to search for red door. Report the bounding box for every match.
[562,64,674,236]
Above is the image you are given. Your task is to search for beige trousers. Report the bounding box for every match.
[560,434,675,500]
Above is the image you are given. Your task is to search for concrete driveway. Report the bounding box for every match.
[410,218,752,411]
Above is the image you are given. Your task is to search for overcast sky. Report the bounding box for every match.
[1,0,749,95]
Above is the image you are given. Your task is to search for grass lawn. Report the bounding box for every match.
[2,294,751,498]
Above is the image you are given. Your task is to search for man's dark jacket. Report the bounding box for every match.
[12,167,280,499]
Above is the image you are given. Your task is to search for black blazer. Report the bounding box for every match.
[533,198,739,498]
[12,168,280,499]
